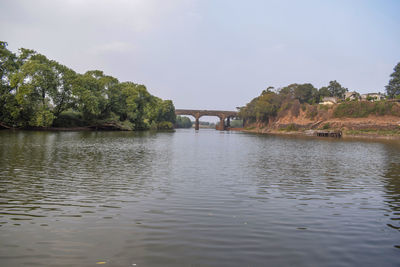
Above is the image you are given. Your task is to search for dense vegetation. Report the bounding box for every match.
[333,101,400,118]
[239,62,400,125]
[386,62,400,99]
[175,116,192,128]
[238,81,348,124]
[230,119,243,128]
[0,41,176,130]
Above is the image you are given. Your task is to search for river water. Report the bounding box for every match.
[0,129,399,266]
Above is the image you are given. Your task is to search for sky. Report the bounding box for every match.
[1,0,400,113]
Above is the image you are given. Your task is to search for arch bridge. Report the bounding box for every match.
[175,109,238,130]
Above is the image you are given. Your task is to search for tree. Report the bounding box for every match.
[1,42,177,130]
[10,53,58,127]
[72,70,117,122]
[254,90,281,122]
[175,116,192,128]
[156,100,176,124]
[318,86,331,97]
[50,62,77,117]
[293,83,316,104]
[327,80,348,99]
[386,62,400,99]
[0,41,19,125]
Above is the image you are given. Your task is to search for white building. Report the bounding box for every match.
[361,93,385,101]
[321,97,338,105]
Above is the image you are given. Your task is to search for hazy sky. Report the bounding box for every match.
[1,0,399,112]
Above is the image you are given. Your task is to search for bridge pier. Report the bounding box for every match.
[195,114,200,130]
[216,114,226,131]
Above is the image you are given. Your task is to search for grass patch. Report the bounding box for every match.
[279,123,299,132]
[319,104,331,111]
[344,128,400,136]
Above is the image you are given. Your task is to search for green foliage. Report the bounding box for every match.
[52,110,86,127]
[0,42,176,130]
[29,105,55,127]
[72,70,114,121]
[279,83,319,104]
[322,123,330,130]
[157,121,173,130]
[318,86,331,98]
[333,101,397,118]
[344,128,400,136]
[230,119,243,128]
[327,80,348,99]
[156,100,176,124]
[175,116,192,128]
[280,123,298,131]
[386,62,400,99]
[0,42,19,125]
[239,83,329,124]
[319,104,330,111]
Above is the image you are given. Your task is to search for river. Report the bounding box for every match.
[0,129,399,266]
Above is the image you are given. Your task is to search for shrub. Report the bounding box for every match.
[322,123,330,130]
[280,123,299,131]
[157,121,173,130]
[334,101,395,118]
[319,104,330,111]
[52,110,86,127]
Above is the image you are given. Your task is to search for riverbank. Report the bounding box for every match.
[240,127,400,140]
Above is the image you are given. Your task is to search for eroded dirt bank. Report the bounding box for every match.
[242,103,400,139]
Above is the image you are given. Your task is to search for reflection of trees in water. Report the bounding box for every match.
[384,161,400,231]
[0,131,173,221]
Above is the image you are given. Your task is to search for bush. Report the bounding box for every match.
[334,101,395,118]
[30,107,55,127]
[319,104,330,111]
[322,123,330,130]
[157,121,173,130]
[230,119,243,127]
[280,123,299,131]
[52,110,86,127]
[120,120,134,131]
[175,116,192,128]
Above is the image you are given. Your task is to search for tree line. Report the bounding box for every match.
[239,62,400,124]
[0,41,176,130]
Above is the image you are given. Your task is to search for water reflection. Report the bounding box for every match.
[383,141,400,233]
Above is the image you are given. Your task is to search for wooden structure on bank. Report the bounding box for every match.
[315,130,342,138]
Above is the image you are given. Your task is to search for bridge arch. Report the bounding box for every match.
[175,109,238,130]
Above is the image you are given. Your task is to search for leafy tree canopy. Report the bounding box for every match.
[386,62,400,99]
[0,41,176,130]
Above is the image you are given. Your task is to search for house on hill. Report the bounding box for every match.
[361,93,385,101]
[321,97,338,105]
[344,91,360,101]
